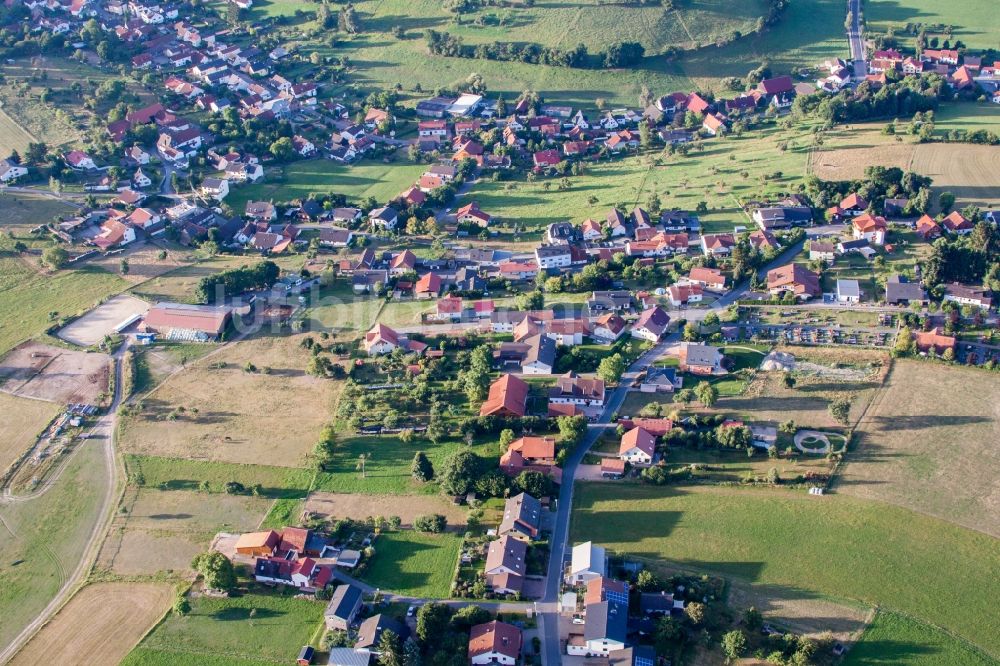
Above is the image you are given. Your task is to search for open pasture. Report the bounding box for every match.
[572,483,1000,659]
[0,341,110,404]
[0,259,127,357]
[120,335,339,467]
[56,293,149,347]
[0,105,38,156]
[864,0,1000,51]
[845,610,997,666]
[97,488,271,576]
[0,443,107,650]
[129,255,301,305]
[90,243,195,285]
[0,392,60,472]
[303,491,468,529]
[464,123,813,231]
[9,582,174,666]
[840,360,1000,538]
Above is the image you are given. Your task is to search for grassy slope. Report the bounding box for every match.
[845,610,996,666]
[124,454,315,499]
[0,443,108,649]
[865,0,1000,51]
[464,122,814,232]
[122,592,323,666]
[361,529,463,598]
[571,483,1000,658]
[0,392,60,472]
[0,258,128,356]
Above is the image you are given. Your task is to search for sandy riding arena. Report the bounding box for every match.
[56,294,149,346]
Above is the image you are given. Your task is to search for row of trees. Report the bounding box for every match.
[424,29,644,69]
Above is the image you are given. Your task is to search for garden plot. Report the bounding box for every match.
[303,492,468,529]
[0,342,110,404]
[56,294,149,347]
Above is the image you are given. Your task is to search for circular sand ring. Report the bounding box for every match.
[794,430,832,454]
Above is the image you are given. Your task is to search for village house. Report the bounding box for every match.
[941,211,974,235]
[253,556,332,591]
[566,541,607,585]
[837,279,862,303]
[363,323,401,355]
[480,374,529,417]
[324,584,363,631]
[687,266,727,291]
[809,241,837,263]
[943,283,993,309]
[639,367,682,393]
[355,615,410,656]
[631,306,670,342]
[369,206,399,231]
[700,233,735,256]
[592,313,627,343]
[852,213,887,244]
[498,492,542,541]
[457,202,492,227]
[469,621,522,666]
[885,274,927,306]
[500,436,559,482]
[484,534,527,595]
[0,159,28,183]
[667,283,703,307]
[200,177,230,201]
[619,426,656,466]
[390,249,417,276]
[915,214,942,240]
[914,327,957,354]
[546,319,589,346]
[767,263,821,300]
[678,343,725,375]
[548,372,605,408]
[567,600,627,657]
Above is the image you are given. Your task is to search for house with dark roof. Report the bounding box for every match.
[567,600,627,657]
[499,492,542,541]
[355,614,410,655]
[549,372,605,407]
[885,275,927,305]
[631,306,670,342]
[324,584,363,631]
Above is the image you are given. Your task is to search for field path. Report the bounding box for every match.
[0,342,128,663]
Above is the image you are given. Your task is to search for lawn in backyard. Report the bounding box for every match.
[845,610,996,666]
[0,443,108,650]
[121,589,325,666]
[0,258,128,356]
[360,529,463,598]
[571,483,1000,659]
[224,158,428,214]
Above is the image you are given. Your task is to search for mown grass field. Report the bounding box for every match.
[361,529,463,598]
[865,0,1000,51]
[0,106,38,157]
[224,158,428,214]
[0,257,128,357]
[464,122,813,232]
[571,483,1000,659]
[121,591,324,666]
[129,255,302,304]
[841,360,1000,538]
[845,610,997,666]
[0,194,78,234]
[0,443,108,650]
[124,454,315,499]
[0,392,60,472]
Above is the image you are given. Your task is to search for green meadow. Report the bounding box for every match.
[572,483,1000,659]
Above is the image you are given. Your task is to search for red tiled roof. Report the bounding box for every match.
[480,374,529,417]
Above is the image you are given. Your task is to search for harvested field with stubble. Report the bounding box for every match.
[97,488,271,576]
[303,492,468,529]
[0,392,59,472]
[910,143,1000,209]
[119,335,340,467]
[0,342,110,404]
[8,582,173,666]
[840,360,1000,538]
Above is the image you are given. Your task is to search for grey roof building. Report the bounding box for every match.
[324,583,363,631]
[499,492,542,541]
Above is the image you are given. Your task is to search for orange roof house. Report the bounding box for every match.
[468,621,522,663]
[480,374,529,417]
[914,327,956,354]
[915,214,942,239]
[235,530,279,557]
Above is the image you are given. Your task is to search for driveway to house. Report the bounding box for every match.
[0,341,128,662]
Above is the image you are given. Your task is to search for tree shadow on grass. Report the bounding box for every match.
[210,607,282,622]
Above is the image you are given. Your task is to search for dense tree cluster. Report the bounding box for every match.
[195,261,280,303]
[425,30,642,69]
[795,75,950,124]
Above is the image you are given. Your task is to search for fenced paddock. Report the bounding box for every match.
[56,294,149,346]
